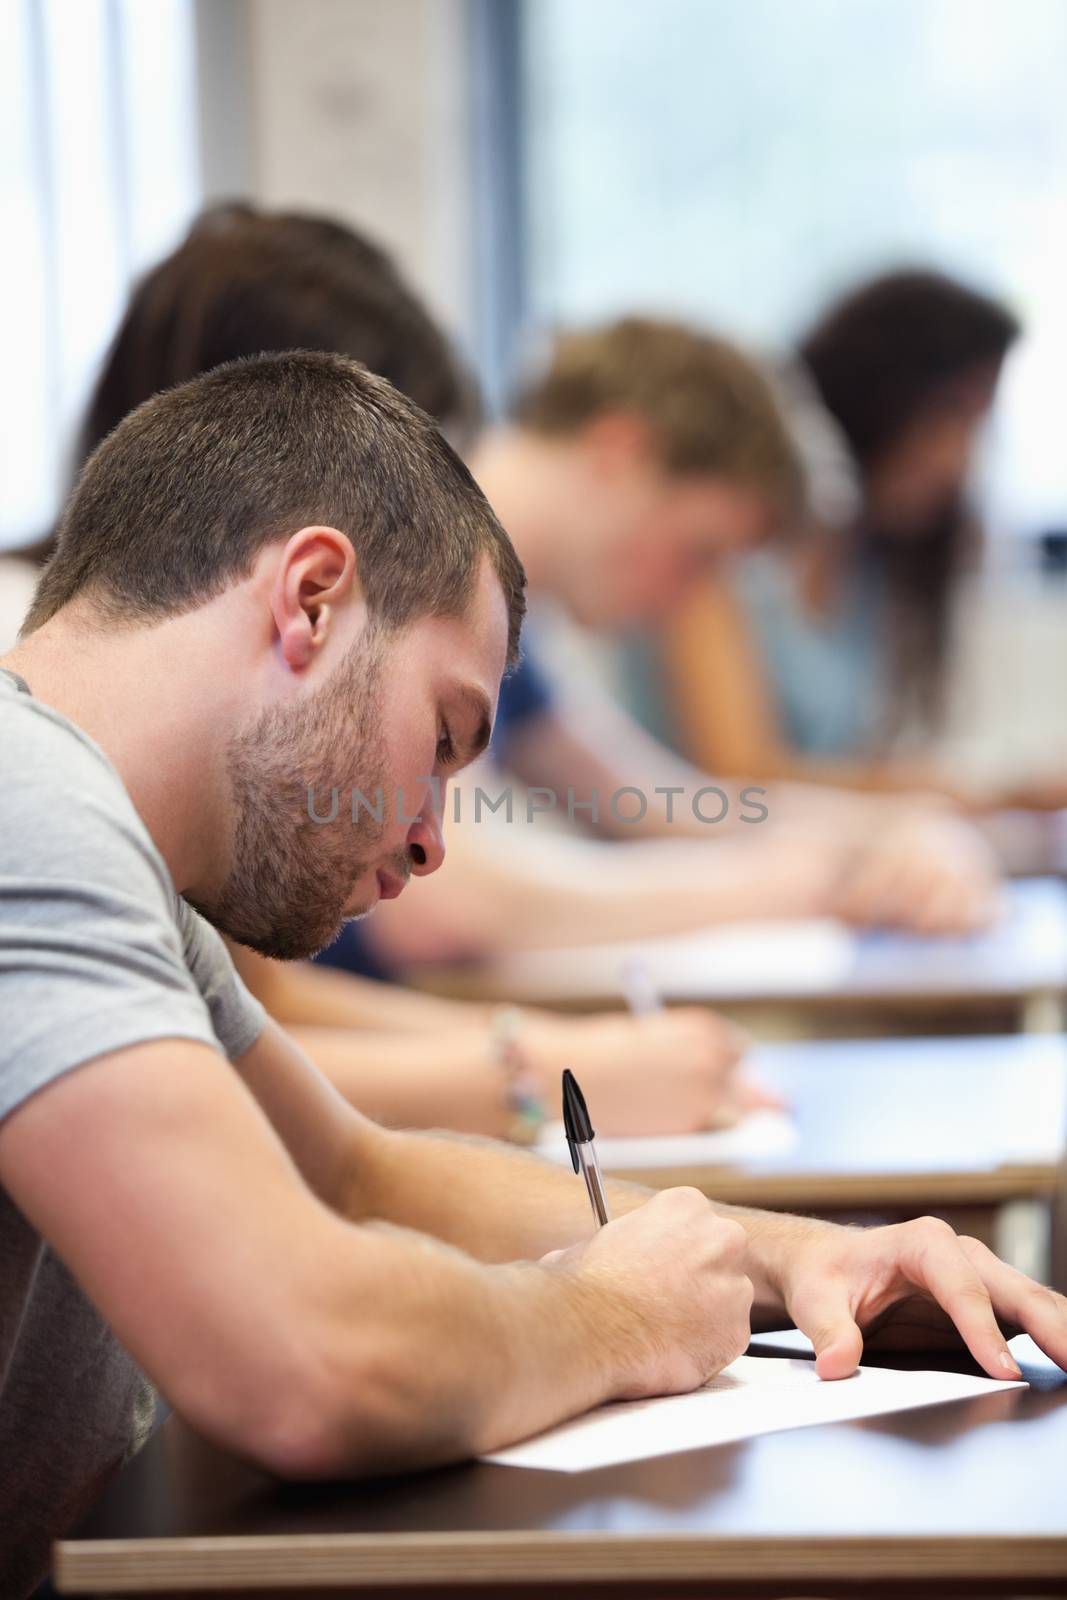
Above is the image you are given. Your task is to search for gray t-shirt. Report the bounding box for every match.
[0,667,266,1597]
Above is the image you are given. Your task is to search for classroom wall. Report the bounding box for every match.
[221,0,477,352]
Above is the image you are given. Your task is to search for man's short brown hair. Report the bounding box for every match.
[25,350,525,659]
[514,316,804,518]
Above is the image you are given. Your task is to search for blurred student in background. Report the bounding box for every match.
[362,313,1002,974]
[68,210,998,1009]
[55,203,763,1139]
[661,270,1021,801]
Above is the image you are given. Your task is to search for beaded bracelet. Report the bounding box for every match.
[488,1006,547,1146]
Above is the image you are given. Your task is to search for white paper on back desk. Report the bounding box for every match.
[483,1355,1025,1473]
[536,1109,798,1169]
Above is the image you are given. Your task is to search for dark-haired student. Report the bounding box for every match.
[2,351,1065,1600]
[44,202,763,1137]
[662,269,1023,804]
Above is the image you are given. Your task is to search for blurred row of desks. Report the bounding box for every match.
[421,876,1067,1034]
[573,1031,1067,1224]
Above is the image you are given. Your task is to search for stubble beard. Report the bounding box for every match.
[191,633,391,960]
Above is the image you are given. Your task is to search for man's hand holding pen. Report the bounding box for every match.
[554,1069,1067,1394]
[542,1189,755,1400]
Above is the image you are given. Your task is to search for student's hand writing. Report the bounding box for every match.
[544,1187,753,1398]
[525,1008,779,1135]
[771,1214,1067,1379]
[832,812,1001,936]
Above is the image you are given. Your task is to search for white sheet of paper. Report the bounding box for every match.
[483,1355,1025,1473]
[491,919,854,1001]
[536,1109,798,1170]
[631,920,855,997]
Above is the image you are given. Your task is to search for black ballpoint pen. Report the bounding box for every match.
[562,1068,611,1227]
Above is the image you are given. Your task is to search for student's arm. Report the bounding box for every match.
[366,790,999,969]
[269,1010,761,1138]
[663,575,797,782]
[500,632,883,844]
[366,817,849,962]
[7,1010,1054,1492]
[240,1020,1067,1382]
[504,694,744,841]
[0,1030,753,1477]
[228,940,492,1032]
[663,579,986,803]
[228,942,760,1138]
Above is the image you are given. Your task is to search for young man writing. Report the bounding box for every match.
[1,351,1063,1597]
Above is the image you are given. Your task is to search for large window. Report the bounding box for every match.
[0,0,200,548]
[518,0,1067,534]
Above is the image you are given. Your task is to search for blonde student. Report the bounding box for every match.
[362,315,1002,973]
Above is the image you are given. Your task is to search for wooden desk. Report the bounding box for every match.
[422,877,1067,1035]
[558,1033,1067,1286]
[56,1343,1067,1596]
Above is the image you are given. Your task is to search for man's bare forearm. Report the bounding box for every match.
[354,1124,811,1318]
[293,1213,623,1472]
[241,1020,808,1329]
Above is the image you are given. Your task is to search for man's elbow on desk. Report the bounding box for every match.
[173,1303,487,1483]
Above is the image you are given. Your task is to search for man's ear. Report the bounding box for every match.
[580,412,658,478]
[270,526,360,672]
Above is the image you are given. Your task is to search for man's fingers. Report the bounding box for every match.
[959,1236,1067,1370]
[789,1278,864,1380]
[901,1220,1020,1378]
[813,1323,865,1381]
